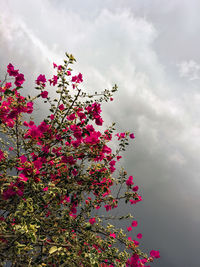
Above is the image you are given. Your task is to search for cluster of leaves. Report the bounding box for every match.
[0,53,160,266]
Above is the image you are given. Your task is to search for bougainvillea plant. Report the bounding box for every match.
[0,53,160,266]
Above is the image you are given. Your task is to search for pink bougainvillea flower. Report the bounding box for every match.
[49,75,58,86]
[133,195,143,203]
[72,76,77,82]
[72,73,83,83]
[65,196,70,202]
[127,226,132,232]
[126,176,134,186]
[104,204,112,212]
[95,116,103,126]
[41,91,48,98]
[19,155,27,163]
[15,73,25,87]
[77,111,86,121]
[43,187,48,191]
[59,104,65,111]
[110,233,116,239]
[26,102,33,114]
[50,114,54,120]
[132,185,139,192]
[150,250,160,258]
[117,155,122,161]
[132,220,138,227]
[89,218,96,224]
[137,233,143,239]
[126,254,140,266]
[23,121,29,127]
[130,133,135,139]
[36,74,46,85]
[77,73,83,82]
[133,240,140,246]
[0,150,5,161]
[67,113,76,121]
[7,63,19,76]
[116,132,126,140]
[5,82,12,89]
[19,174,28,182]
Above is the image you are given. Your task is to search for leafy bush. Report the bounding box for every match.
[0,54,159,266]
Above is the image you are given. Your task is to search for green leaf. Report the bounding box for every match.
[49,246,58,254]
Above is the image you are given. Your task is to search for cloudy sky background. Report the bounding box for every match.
[1,0,200,266]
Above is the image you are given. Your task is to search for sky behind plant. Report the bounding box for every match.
[0,1,200,266]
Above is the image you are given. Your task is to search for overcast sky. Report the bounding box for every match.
[1,1,200,266]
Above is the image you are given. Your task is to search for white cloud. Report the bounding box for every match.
[177,60,200,80]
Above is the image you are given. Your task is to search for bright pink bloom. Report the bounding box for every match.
[61,155,76,165]
[95,116,103,126]
[23,121,29,127]
[50,114,54,120]
[132,185,139,192]
[7,63,19,76]
[130,133,135,139]
[89,218,96,224]
[126,176,134,186]
[43,187,48,191]
[36,74,46,85]
[150,250,160,258]
[49,75,58,86]
[77,111,86,121]
[104,205,112,212]
[67,113,76,121]
[0,150,5,161]
[72,73,83,83]
[137,233,142,239]
[26,102,33,113]
[132,220,138,227]
[126,254,140,267]
[84,131,101,145]
[133,240,140,246]
[5,82,12,89]
[116,132,126,140]
[127,226,132,232]
[15,73,25,87]
[19,155,27,163]
[59,104,65,111]
[19,174,28,182]
[65,196,70,202]
[110,233,116,238]
[41,91,48,98]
